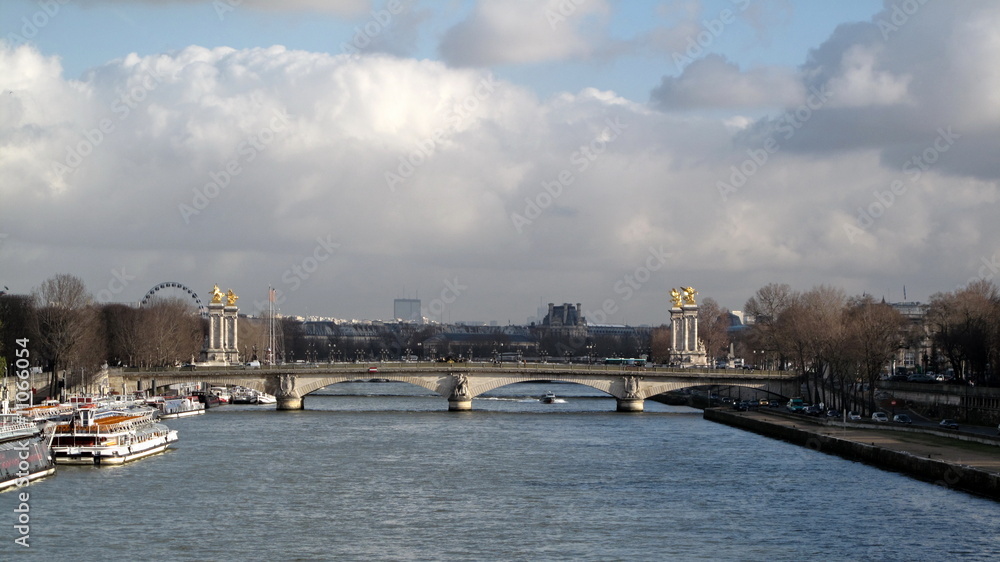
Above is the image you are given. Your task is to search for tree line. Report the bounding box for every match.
[705,280,1000,414]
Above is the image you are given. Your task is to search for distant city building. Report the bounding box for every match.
[542,303,585,327]
[393,299,422,323]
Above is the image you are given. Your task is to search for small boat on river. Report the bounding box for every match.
[144,396,205,419]
[540,391,558,404]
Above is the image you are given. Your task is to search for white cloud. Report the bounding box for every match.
[438,0,611,67]
[3,1,1000,321]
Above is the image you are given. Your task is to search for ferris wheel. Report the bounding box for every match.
[140,282,206,315]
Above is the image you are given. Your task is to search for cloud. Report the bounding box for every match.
[3,1,1000,322]
[77,0,371,16]
[650,54,804,110]
[438,0,611,67]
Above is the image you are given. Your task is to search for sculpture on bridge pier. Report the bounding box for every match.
[623,375,641,399]
[451,373,470,400]
[279,374,297,394]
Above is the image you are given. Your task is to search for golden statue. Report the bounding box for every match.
[670,288,683,308]
[210,284,223,304]
[226,289,238,307]
[683,286,697,305]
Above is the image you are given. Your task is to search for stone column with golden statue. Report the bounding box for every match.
[668,286,708,367]
[224,288,239,364]
[201,284,240,366]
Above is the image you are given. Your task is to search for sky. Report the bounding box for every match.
[2,0,999,326]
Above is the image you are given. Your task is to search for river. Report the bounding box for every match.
[3,381,999,560]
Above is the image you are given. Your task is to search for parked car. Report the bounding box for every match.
[939,419,959,430]
[892,414,912,424]
[872,412,889,422]
[803,405,823,416]
[848,411,862,421]
[826,409,840,418]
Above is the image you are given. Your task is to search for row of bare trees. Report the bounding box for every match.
[737,280,1000,413]
[0,274,205,393]
[739,283,910,413]
[926,280,1000,385]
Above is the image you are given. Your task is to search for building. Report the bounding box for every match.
[393,299,422,323]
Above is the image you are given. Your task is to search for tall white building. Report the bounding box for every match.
[394,299,422,323]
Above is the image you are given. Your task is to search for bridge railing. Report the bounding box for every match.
[122,361,793,378]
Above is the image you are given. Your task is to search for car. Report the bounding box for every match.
[892,414,912,424]
[848,411,862,421]
[872,412,889,422]
[826,409,840,418]
[939,419,959,430]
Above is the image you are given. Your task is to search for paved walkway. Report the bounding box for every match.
[734,409,1000,476]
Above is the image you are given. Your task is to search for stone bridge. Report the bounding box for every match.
[118,363,800,412]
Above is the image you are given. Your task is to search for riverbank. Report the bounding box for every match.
[705,407,1000,501]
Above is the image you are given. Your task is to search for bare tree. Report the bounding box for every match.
[927,280,999,384]
[650,325,671,364]
[101,303,143,367]
[844,295,907,413]
[697,298,731,362]
[137,298,202,368]
[33,274,96,395]
[744,283,796,368]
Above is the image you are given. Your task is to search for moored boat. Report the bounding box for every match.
[0,405,57,491]
[50,406,177,465]
[144,396,205,419]
[191,391,223,409]
[253,392,277,405]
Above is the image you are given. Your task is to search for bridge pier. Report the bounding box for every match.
[616,398,644,412]
[448,399,472,411]
[276,396,303,410]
